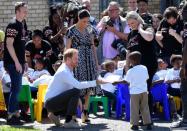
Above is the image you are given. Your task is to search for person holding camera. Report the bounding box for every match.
[96,1,130,64]
[156,7,183,67]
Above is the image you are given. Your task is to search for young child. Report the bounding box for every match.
[165,55,182,97]
[165,55,182,120]
[27,58,50,83]
[152,58,179,121]
[99,60,120,113]
[152,58,168,86]
[30,60,62,87]
[124,51,152,130]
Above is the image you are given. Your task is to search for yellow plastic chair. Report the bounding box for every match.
[34,84,48,122]
[173,96,181,111]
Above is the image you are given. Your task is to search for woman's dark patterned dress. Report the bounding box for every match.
[66,25,100,95]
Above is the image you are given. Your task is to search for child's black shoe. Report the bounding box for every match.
[131,125,139,130]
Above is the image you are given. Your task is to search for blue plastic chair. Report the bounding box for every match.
[76,107,82,118]
[150,83,170,120]
[116,83,130,121]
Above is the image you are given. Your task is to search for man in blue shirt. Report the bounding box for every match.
[45,48,107,128]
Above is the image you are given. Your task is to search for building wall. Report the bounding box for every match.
[0,0,49,31]
[90,0,161,22]
[0,0,161,31]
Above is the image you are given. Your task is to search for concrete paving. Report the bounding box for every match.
[1,113,187,131]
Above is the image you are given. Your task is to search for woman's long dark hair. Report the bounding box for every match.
[49,6,59,34]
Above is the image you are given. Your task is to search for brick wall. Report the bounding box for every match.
[0,0,49,31]
[0,0,161,31]
[90,0,161,22]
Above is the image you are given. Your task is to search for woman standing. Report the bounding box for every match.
[126,11,157,88]
[125,11,157,115]
[65,9,98,123]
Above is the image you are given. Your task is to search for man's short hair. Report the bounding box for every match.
[164,6,178,19]
[15,2,27,13]
[128,51,142,64]
[170,54,182,65]
[63,49,78,62]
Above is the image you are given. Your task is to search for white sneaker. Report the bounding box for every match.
[64,119,82,128]
[48,112,61,126]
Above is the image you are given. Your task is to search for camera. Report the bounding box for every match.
[60,0,87,25]
[161,28,169,37]
[140,13,153,25]
[106,19,114,27]
[111,39,127,60]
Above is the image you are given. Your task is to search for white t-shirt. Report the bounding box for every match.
[152,69,168,82]
[45,63,96,101]
[0,61,5,80]
[30,74,53,87]
[114,68,124,78]
[125,65,149,94]
[29,69,50,81]
[2,72,11,93]
[100,72,121,93]
[165,68,181,89]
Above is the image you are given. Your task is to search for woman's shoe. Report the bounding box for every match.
[81,110,90,123]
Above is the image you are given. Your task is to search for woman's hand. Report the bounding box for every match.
[169,28,177,37]
[106,25,116,33]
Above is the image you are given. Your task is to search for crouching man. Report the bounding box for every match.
[44,48,106,128]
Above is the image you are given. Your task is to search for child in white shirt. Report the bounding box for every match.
[27,58,50,83]
[165,55,182,97]
[164,55,182,121]
[123,51,152,130]
[99,60,120,113]
[152,58,168,86]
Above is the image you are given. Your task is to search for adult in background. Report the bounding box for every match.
[122,0,138,18]
[152,13,163,57]
[82,0,97,27]
[4,2,28,125]
[96,1,130,64]
[65,9,99,123]
[137,0,153,25]
[128,0,138,12]
[43,5,66,57]
[156,7,183,67]
[160,0,181,14]
[25,29,57,75]
[45,49,107,128]
[126,11,157,85]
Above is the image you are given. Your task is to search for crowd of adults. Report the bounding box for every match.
[1,0,187,130]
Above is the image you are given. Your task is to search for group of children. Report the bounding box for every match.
[99,51,183,130]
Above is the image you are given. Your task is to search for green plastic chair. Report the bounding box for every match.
[18,85,34,121]
[88,96,109,117]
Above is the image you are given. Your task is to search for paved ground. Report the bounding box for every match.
[1,113,187,131]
